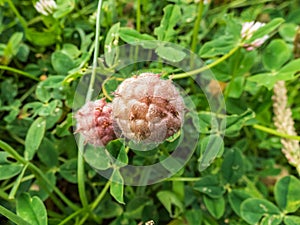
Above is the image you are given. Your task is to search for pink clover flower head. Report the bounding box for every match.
[112,73,185,144]
[34,0,57,16]
[75,98,116,146]
[241,21,269,51]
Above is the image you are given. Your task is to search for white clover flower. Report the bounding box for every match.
[241,21,269,51]
[34,0,57,16]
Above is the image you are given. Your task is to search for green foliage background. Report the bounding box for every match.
[0,0,300,224]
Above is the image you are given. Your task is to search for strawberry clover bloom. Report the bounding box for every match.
[75,98,116,146]
[112,73,185,144]
[241,21,269,51]
[34,0,57,16]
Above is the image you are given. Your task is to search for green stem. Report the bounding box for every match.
[242,175,263,198]
[0,189,9,200]
[29,166,79,211]
[0,140,79,211]
[0,140,27,165]
[30,166,68,213]
[8,131,25,145]
[77,212,90,224]
[253,124,300,141]
[57,208,86,225]
[77,0,103,213]
[3,174,35,191]
[134,0,142,63]
[166,177,201,182]
[47,210,65,219]
[77,149,89,209]
[19,85,37,102]
[5,0,27,29]
[86,0,102,103]
[78,181,111,225]
[91,180,111,210]
[71,2,98,19]
[209,0,273,14]
[191,0,204,53]
[0,66,39,81]
[58,181,111,225]
[171,45,240,79]
[0,205,31,225]
[8,164,28,199]
[224,48,241,100]
[102,77,124,101]
[136,0,141,32]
